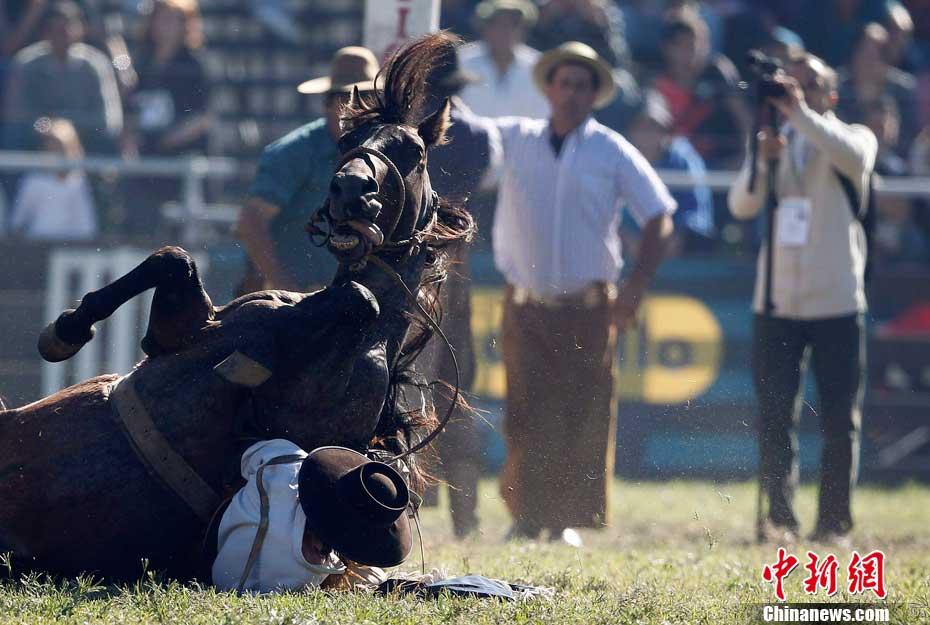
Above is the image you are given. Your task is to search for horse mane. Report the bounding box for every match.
[372,199,477,494]
[343,31,461,132]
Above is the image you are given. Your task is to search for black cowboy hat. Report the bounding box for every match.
[298,447,412,568]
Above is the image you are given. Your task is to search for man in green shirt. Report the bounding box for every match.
[236,47,379,291]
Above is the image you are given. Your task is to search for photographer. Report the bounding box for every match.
[728,53,877,542]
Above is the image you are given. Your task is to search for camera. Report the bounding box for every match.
[746,50,788,100]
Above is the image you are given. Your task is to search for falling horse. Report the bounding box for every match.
[0,33,472,581]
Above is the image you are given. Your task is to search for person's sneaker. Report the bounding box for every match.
[547,527,584,548]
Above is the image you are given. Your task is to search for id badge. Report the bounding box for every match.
[776,197,811,247]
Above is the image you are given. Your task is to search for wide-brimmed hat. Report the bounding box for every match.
[532,41,617,109]
[297,46,379,95]
[475,0,538,27]
[298,446,411,568]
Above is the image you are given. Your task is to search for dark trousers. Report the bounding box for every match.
[500,284,617,532]
[753,313,865,533]
[423,242,481,537]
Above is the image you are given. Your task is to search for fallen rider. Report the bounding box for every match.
[212,440,412,593]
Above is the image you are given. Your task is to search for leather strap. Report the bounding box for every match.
[235,453,306,594]
[110,373,221,523]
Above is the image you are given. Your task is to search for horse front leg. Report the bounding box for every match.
[38,246,214,362]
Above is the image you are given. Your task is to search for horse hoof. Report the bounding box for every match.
[37,311,94,362]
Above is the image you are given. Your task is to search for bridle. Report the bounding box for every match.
[306,142,458,465]
[307,145,439,262]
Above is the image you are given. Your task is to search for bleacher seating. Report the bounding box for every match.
[99,0,364,161]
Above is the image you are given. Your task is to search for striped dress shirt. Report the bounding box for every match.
[492,116,677,297]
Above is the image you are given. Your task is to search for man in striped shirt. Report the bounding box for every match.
[493,41,677,541]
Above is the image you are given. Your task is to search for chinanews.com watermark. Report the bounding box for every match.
[760,603,889,623]
[745,548,930,624]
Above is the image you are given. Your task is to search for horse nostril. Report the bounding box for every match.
[362,176,379,196]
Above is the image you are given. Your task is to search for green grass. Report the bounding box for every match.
[1,479,928,624]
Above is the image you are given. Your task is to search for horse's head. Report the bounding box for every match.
[313,33,458,270]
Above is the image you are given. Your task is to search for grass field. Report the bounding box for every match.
[1,479,928,624]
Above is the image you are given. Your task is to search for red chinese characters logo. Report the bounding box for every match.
[763,549,887,600]
[803,551,839,596]
[763,548,800,601]
[848,550,887,599]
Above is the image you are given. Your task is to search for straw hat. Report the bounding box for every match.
[532,41,617,109]
[475,0,538,27]
[297,46,379,95]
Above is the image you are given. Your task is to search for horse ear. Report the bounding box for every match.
[418,98,452,148]
[348,85,361,109]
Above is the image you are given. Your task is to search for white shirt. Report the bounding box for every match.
[212,439,345,593]
[458,41,550,120]
[11,172,97,240]
[493,116,677,296]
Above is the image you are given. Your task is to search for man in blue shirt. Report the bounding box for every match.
[236,47,379,291]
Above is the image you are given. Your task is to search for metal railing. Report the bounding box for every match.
[0,151,242,244]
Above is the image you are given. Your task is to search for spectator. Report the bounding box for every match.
[910,124,930,177]
[235,47,379,293]
[419,41,500,539]
[796,0,888,69]
[458,0,549,119]
[908,124,930,252]
[440,0,479,40]
[530,0,629,68]
[651,13,749,167]
[728,53,877,542]
[837,22,917,154]
[122,0,212,235]
[10,117,97,240]
[625,92,714,254]
[126,0,210,158]
[863,97,929,262]
[761,27,806,68]
[2,1,122,154]
[883,2,920,73]
[1,1,47,58]
[720,3,798,79]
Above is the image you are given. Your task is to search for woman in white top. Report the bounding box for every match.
[11,117,97,241]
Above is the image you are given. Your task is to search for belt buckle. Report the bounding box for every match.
[512,286,530,306]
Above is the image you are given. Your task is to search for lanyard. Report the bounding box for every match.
[786,128,807,193]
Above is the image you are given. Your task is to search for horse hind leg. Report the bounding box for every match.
[38,246,214,362]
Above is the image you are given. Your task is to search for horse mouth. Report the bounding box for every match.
[327,219,385,258]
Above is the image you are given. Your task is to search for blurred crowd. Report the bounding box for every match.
[0,0,928,264]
